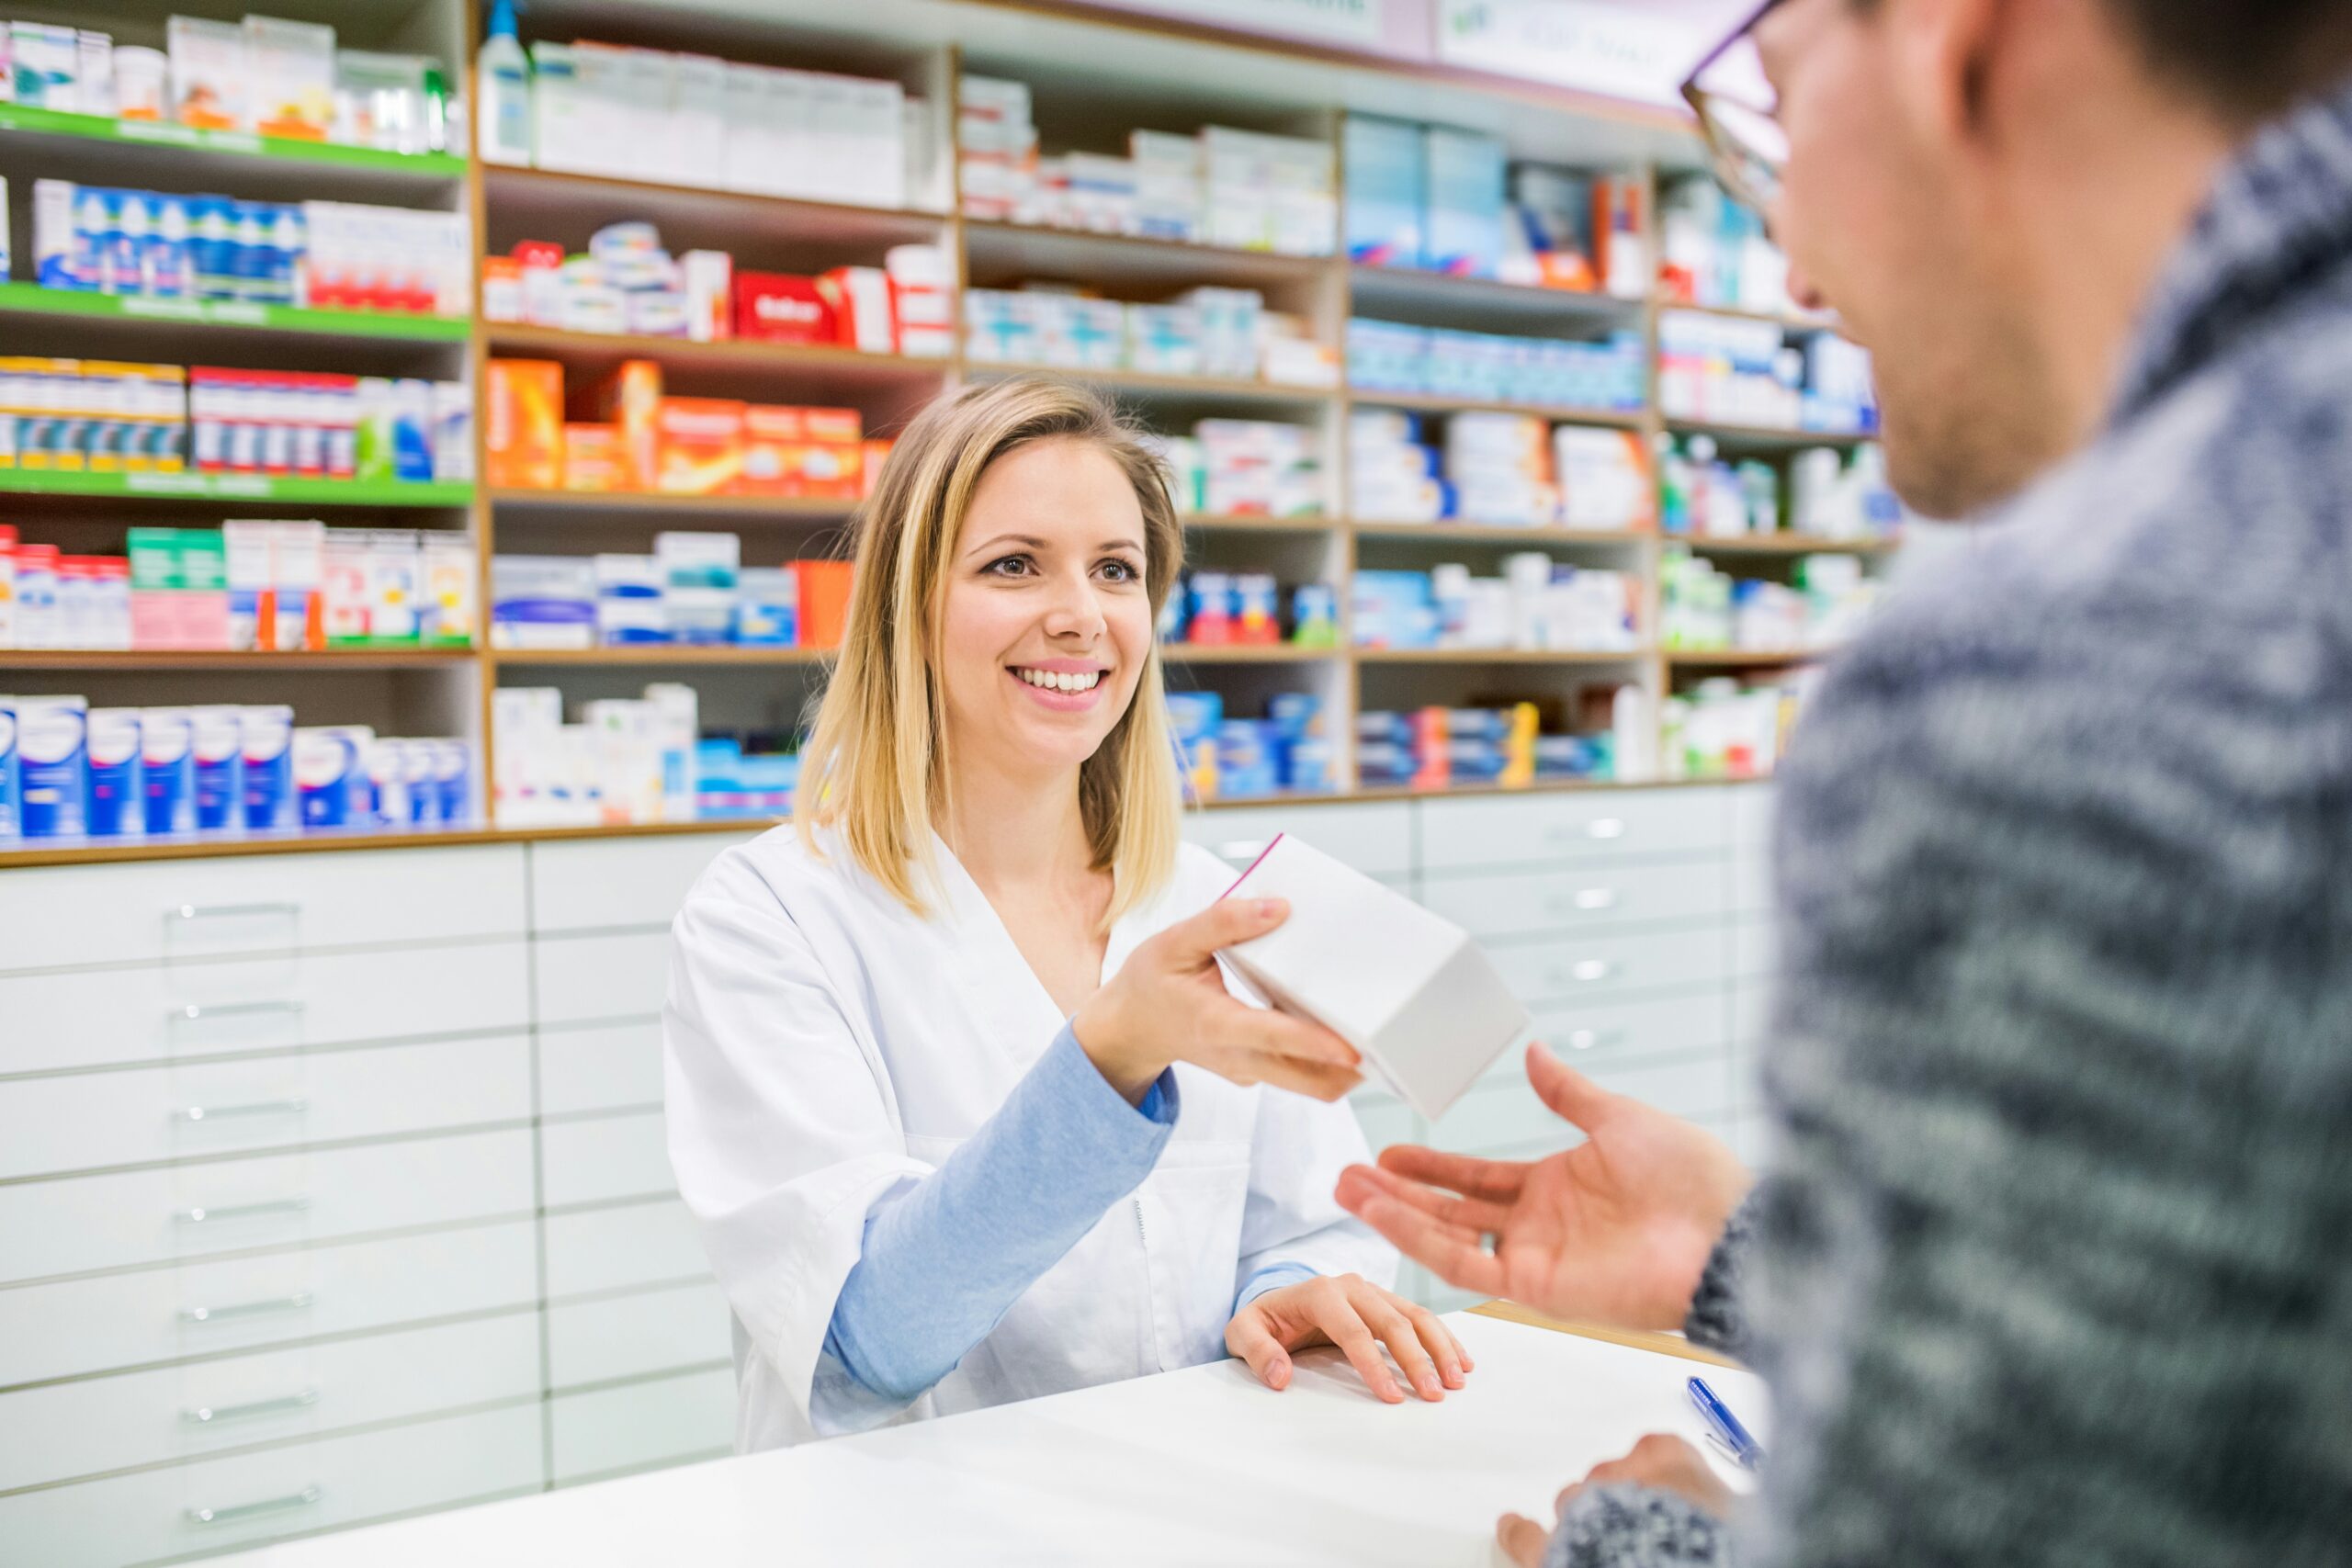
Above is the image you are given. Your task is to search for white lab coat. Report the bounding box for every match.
[663,823,1394,1451]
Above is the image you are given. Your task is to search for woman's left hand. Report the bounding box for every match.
[1224,1273,1472,1404]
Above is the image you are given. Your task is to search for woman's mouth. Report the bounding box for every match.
[1009,665,1110,710]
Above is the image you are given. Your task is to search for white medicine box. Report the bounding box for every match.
[1218,834,1532,1119]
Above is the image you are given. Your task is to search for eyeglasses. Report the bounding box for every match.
[1681,0,1791,216]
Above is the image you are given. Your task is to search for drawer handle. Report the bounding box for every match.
[1550,959,1621,986]
[1585,818,1627,841]
[186,1387,320,1425]
[1549,887,1621,916]
[181,1291,314,1325]
[177,1098,309,1123]
[1563,1028,1628,1052]
[188,1484,322,1527]
[170,901,302,924]
[173,999,306,1023]
[175,1197,311,1224]
[1215,839,1272,864]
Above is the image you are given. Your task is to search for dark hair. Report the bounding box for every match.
[2103,1,2352,125]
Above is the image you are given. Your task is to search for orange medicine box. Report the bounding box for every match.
[595,359,664,492]
[562,423,627,492]
[485,359,565,491]
[737,405,864,499]
[792,559,855,649]
[653,398,747,496]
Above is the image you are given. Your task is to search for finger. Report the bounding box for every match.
[1375,1144,1530,1203]
[1315,1298,1405,1404]
[1526,1041,1613,1132]
[1340,1161,1513,1235]
[1204,1046,1363,1102]
[1166,897,1291,964]
[1342,1188,1508,1298]
[1554,1482,1585,1520]
[1498,1514,1550,1568]
[1226,1003,1362,1069]
[1223,1307,1293,1392]
[1403,1301,1468,1388]
[1358,1293,1444,1401]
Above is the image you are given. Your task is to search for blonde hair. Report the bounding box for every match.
[797,377,1187,930]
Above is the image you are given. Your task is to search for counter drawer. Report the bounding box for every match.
[530,833,760,935]
[1733,913,1778,982]
[0,1127,535,1286]
[548,1279,730,1390]
[0,939,529,1078]
[1182,801,1413,880]
[539,1021,663,1119]
[535,931,670,1027]
[1430,1051,1732,1156]
[0,846,527,976]
[550,1366,735,1486]
[1419,789,1731,874]
[1526,990,1731,1070]
[0,1402,543,1568]
[1488,928,1730,1008]
[0,1035,530,1183]
[0,1219,539,1390]
[543,1200,708,1301]
[1419,861,1728,942]
[542,1111,673,1210]
[0,1313,541,1494]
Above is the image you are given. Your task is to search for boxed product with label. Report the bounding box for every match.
[738,404,862,499]
[243,15,335,140]
[792,558,854,650]
[595,359,662,491]
[492,555,595,649]
[652,398,745,496]
[12,23,80,112]
[818,266,896,354]
[166,16,244,130]
[562,423,627,492]
[734,271,834,344]
[485,358,564,491]
[1344,116,1425,268]
[655,531,739,643]
[1218,833,1533,1118]
[1424,126,1507,279]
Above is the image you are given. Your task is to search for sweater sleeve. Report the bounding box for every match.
[823,1025,1179,1404]
[1682,1187,1763,1361]
[1544,1488,1731,1568]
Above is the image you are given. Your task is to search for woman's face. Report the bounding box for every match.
[937,436,1154,785]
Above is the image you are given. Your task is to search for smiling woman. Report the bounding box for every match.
[662,376,1466,1455]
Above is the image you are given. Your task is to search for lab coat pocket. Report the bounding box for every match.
[1136,1138,1253,1373]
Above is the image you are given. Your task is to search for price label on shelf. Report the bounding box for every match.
[1435,0,1708,107]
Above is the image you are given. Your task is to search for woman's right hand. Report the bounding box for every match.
[1071,897,1363,1104]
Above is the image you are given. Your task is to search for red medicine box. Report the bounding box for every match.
[733,272,836,344]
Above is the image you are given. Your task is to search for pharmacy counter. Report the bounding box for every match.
[208,1309,1765,1568]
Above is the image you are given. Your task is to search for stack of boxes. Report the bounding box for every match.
[1159,572,1337,649]
[1148,421,1325,518]
[491,536,852,652]
[1344,115,1648,294]
[958,76,1336,255]
[494,683,793,828]
[1657,176,1792,315]
[1661,547,1878,654]
[1352,555,1639,653]
[484,357,886,501]
[1166,692,1330,800]
[1350,411,1654,530]
[1657,311,1880,434]
[1347,319,1647,413]
[962,284,1334,386]
[1358,698,1630,790]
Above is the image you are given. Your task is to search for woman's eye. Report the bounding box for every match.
[984,555,1035,578]
[1098,558,1140,583]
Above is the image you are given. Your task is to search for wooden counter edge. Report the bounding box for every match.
[1468,1302,1744,1371]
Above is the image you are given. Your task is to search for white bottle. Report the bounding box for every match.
[476,0,534,167]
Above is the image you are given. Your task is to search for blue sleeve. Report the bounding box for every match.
[1233,1260,1317,1314]
[821,1024,1180,1403]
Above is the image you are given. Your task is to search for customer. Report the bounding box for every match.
[1340,0,2352,1563]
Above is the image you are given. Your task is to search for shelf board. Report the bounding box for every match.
[0,283,470,344]
[0,471,475,506]
[1664,649,1828,667]
[0,648,476,671]
[1181,513,1336,534]
[1354,648,1650,666]
[482,164,951,246]
[966,361,1335,408]
[0,104,468,178]
[1665,418,1878,448]
[1160,644,1335,664]
[1655,299,1843,333]
[1347,389,1647,426]
[487,647,831,667]
[1351,522,1653,547]
[487,488,861,520]
[1350,266,1645,322]
[482,323,953,384]
[1666,533,1901,557]
[963,219,1334,286]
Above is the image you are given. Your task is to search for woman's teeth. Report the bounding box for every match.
[1015,668,1102,694]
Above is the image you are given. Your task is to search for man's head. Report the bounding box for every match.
[1719,0,2352,517]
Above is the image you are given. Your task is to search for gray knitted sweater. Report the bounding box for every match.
[1549,73,2352,1568]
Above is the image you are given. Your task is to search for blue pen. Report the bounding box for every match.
[1688,1376,1765,1472]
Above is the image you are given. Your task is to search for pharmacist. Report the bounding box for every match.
[664,377,1467,1450]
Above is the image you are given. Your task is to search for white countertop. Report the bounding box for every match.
[214,1313,1765,1568]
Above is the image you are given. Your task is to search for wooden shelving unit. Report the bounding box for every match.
[0,0,1895,869]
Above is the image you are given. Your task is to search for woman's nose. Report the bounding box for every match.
[1039,568,1104,640]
